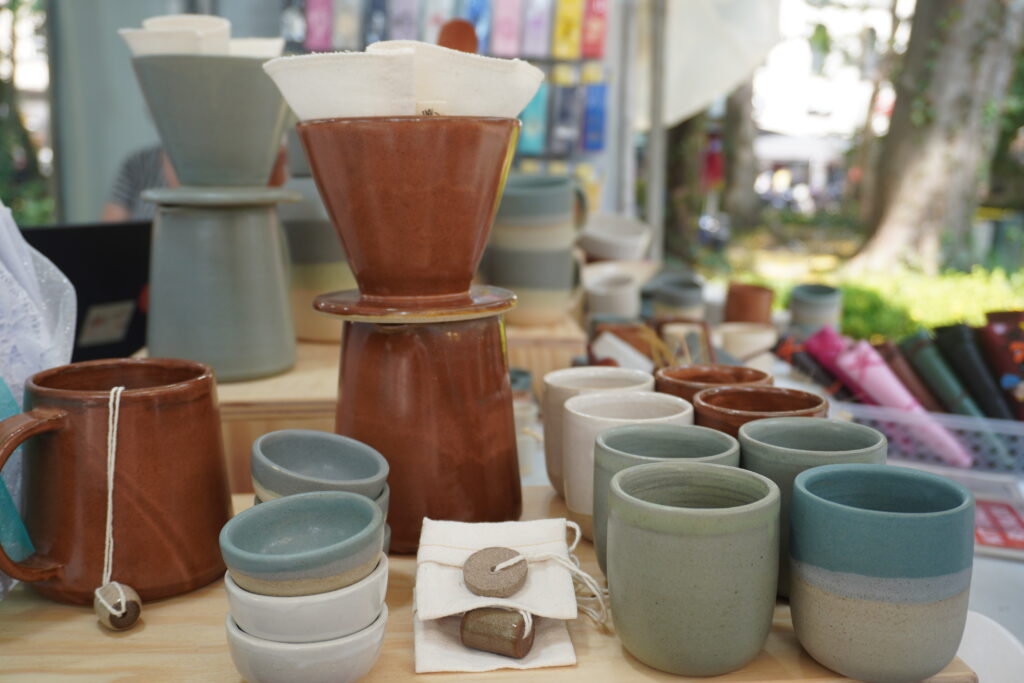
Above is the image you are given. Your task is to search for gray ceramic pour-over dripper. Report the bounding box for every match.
[132,55,289,186]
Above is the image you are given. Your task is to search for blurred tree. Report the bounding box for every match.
[851,0,1024,274]
[723,78,760,230]
[0,0,52,225]
[665,113,706,266]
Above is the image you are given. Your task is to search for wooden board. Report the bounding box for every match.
[0,488,976,682]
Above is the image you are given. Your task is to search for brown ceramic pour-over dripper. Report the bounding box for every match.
[297,116,519,304]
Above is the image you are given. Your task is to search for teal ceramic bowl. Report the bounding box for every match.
[592,424,739,574]
[251,429,389,501]
[790,464,974,683]
[254,483,389,521]
[220,491,384,597]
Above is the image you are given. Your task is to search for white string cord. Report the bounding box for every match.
[94,386,126,618]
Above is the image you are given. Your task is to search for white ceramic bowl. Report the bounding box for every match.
[226,604,388,683]
[578,214,653,260]
[225,553,388,643]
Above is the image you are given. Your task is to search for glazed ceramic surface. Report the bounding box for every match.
[723,282,774,324]
[226,604,387,683]
[578,213,652,261]
[608,462,779,676]
[652,276,704,319]
[337,315,520,553]
[297,116,518,301]
[256,484,389,521]
[224,553,387,643]
[251,429,388,500]
[790,464,974,683]
[147,196,296,382]
[693,385,827,436]
[484,174,583,326]
[585,274,641,319]
[132,55,288,186]
[0,359,231,604]
[656,364,772,403]
[715,322,779,370]
[541,367,653,498]
[738,417,887,596]
[562,391,693,538]
[789,284,842,333]
[593,424,739,573]
[219,491,384,597]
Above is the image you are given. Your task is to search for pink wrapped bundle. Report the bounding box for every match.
[836,340,973,468]
[804,326,875,404]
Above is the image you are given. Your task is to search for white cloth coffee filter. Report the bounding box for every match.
[415,517,577,621]
[118,28,204,56]
[413,614,576,673]
[142,14,230,54]
[264,50,418,120]
[367,40,544,117]
[229,38,285,58]
[263,40,544,121]
[121,14,239,56]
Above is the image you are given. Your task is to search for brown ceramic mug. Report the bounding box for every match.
[0,358,232,604]
[723,282,775,324]
[656,364,773,403]
[692,385,827,436]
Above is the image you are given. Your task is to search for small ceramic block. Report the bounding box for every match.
[460,608,535,659]
[463,547,527,598]
[94,582,142,631]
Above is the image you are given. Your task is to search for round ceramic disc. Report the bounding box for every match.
[314,285,516,323]
[463,547,528,598]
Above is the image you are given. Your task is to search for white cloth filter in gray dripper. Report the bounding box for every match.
[263,40,544,120]
[119,14,284,58]
[0,201,76,599]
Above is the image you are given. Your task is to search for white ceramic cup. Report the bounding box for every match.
[586,274,641,319]
[224,553,388,643]
[563,391,694,538]
[226,604,388,683]
[578,213,653,260]
[715,322,778,364]
[542,367,654,498]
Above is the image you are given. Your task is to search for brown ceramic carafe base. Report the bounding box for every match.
[30,563,226,606]
[336,313,522,553]
[315,285,516,323]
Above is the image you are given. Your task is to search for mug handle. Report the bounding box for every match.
[0,408,68,582]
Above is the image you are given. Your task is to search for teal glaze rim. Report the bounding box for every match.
[219,491,383,573]
[738,417,886,465]
[793,463,972,521]
[610,461,779,524]
[252,429,389,494]
[597,424,739,463]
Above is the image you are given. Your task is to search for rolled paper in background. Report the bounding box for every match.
[899,330,986,417]
[773,335,854,401]
[873,340,945,413]
[975,325,1024,420]
[835,341,973,468]
[934,324,1016,420]
[804,326,874,404]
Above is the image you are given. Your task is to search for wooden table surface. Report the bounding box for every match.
[0,488,976,682]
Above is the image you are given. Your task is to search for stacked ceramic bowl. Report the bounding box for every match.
[220,491,388,683]
[250,429,392,552]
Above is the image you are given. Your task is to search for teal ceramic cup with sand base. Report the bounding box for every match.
[738,417,887,597]
[592,424,739,574]
[790,464,974,683]
[607,462,780,676]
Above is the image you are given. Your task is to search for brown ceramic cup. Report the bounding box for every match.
[656,365,773,403]
[723,282,775,324]
[0,358,232,604]
[692,386,827,436]
[297,116,519,303]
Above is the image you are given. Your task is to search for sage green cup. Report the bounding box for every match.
[608,462,780,676]
[738,417,887,597]
[593,424,739,574]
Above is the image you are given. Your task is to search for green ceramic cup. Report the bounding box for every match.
[790,464,974,683]
[608,462,780,676]
[738,417,887,597]
[592,424,740,574]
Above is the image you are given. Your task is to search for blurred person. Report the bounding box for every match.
[101,145,177,221]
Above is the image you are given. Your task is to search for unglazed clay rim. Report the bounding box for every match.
[252,429,389,492]
[656,364,770,392]
[28,358,212,400]
[738,417,885,459]
[544,366,653,392]
[693,386,826,418]
[225,603,389,651]
[597,424,739,463]
[220,491,383,572]
[794,464,973,520]
[564,391,693,422]
[224,553,388,607]
[610,461,779,519]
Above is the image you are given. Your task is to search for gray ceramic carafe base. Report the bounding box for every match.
[145,187,299,382]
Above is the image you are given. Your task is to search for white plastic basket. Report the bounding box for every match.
[831,401,1024,476]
